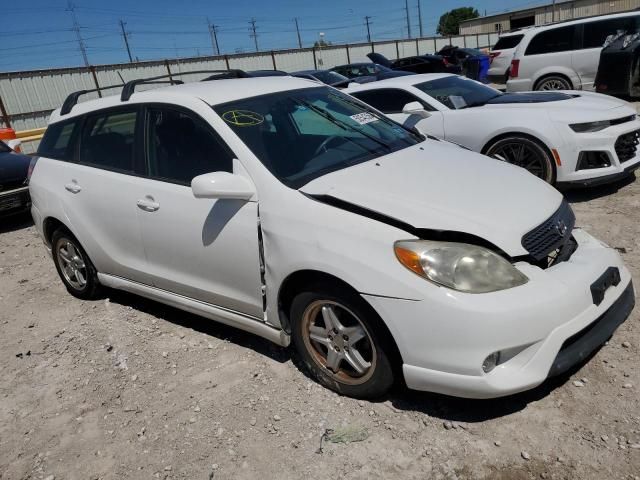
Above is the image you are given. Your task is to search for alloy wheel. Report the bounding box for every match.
[56,239,88,290]
[489,141,548,180]
[301,300,377,385]
[537,77,570,90]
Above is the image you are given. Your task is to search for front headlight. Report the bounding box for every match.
[569,120,611,133]
[394,240,529,293]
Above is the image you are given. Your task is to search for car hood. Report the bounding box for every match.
[299,141,562,256]
[481,91,636,121]
[0,151,31,186]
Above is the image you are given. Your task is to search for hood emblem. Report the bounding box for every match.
[555,220,568,237]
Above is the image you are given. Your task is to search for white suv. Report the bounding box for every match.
[29,73,635,399]
[507,11,640,91]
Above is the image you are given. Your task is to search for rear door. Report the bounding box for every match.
[523,25,576,85]
[136,104,263,318]
[573,16,640,90]
[40,107,150,283]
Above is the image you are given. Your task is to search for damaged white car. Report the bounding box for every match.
[29,75,635,399]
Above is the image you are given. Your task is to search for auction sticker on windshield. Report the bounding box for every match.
[350,112,378,125]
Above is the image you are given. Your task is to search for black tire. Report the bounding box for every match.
[485,135,557,184]
[51,228,102,300]
[290,284,395,399]
[534,75,572,91]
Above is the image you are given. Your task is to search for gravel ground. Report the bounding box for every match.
[1,168,640,480]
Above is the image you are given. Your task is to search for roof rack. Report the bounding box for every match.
[60,69,250,115]
[60,84,124,115]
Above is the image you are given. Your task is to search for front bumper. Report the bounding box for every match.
[363,229,635,398]
[554,119,640,186]
[0,186,30,217]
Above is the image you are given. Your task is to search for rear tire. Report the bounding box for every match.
[534,75,572,91]
[290,283,395,399]
[51,228,102,300]
[485,135,556,184]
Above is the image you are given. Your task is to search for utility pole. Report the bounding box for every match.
[552,0,556,22]
[249,18,259,52]
[294,18,302,48]
[364,16,372,42]
[66,1,89,67]
[417,0,423,38]
[404,0,412,38]
[119,19,133,63]
[207,18,220,55]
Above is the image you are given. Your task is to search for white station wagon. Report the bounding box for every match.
[29,73,635,399]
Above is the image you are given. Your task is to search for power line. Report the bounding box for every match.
[66,1,89,66]
[119,19,133,62]
[294,18,302,48]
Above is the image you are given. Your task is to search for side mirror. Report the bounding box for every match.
[402,101,430,119]
[191,171,255,200]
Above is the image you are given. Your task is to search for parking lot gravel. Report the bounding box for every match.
[1,176,639,480]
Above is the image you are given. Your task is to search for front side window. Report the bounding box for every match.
[583,17,640,49]
[80,110,137,172]
[413,76,501,109]
[213,87,421,188]
[38,120,79,161]
[146,108,233,185]
[350,88,432,114]
[525,25,577,55]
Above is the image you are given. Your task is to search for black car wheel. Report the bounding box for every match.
[485,135,556,184]
[290,284,395,399]
[51,228,102,300]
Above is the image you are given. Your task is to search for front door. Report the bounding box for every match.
[136,106,264,318]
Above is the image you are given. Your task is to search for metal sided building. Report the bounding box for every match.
[460,0,640,35]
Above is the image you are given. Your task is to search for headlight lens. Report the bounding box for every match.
[569,120,611,133]
[394,240,529,293]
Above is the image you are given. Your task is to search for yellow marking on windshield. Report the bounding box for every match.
[222,110,264,127]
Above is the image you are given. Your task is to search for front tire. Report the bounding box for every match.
[534,75,572,91]
[290,284,395,399]
[51,228,102,300]
[485,135,556,184]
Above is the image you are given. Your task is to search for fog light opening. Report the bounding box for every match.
[576,151,611,170]
[482,351,501,374]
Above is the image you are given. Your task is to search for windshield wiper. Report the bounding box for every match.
[294,98,392,151]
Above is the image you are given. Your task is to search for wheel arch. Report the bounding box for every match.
[42,216,72,247]
[277,269,405,365]
[533,71,575,90]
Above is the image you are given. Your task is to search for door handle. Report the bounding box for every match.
[64,183,82,194]
[137,198,160,212]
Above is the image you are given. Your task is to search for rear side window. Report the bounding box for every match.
[493,35,524,50]
[80,110,138,173]
[583,17,640,48]
[525,25,577,55]
[38,120,79,161]
[350,88,433,114]
[146,108,233,185]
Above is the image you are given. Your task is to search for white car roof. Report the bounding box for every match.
[519,10,640,37]
[49,76,320,123]
[344,73,455,92]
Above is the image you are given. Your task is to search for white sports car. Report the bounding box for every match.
[345,74,640,186]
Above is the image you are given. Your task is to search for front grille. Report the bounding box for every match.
[522,200,576,262]
[615,129,640,163]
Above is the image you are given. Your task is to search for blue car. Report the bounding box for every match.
[0,140,32,217]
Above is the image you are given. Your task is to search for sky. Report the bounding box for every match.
[2,0,547,72]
